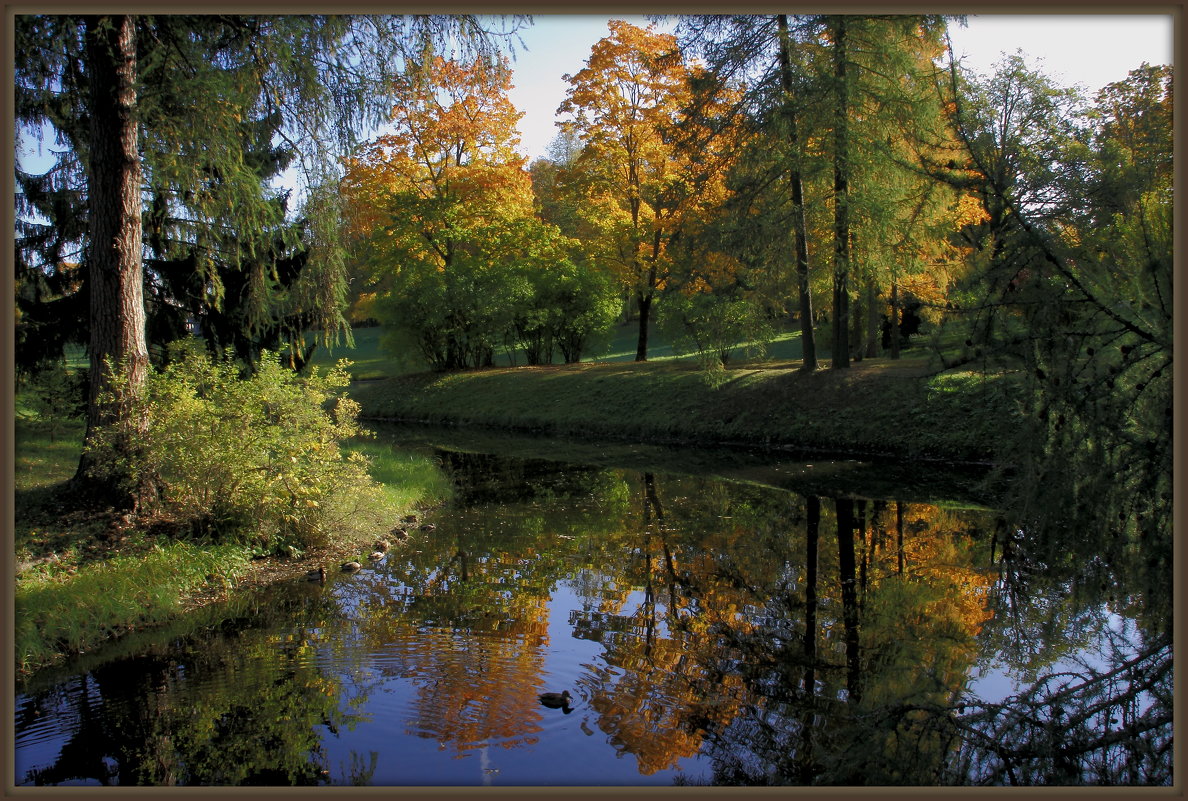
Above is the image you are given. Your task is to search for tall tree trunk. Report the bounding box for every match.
[635,291,652,362]
[75,14,152,508]
[889,278,901,359]
[850,266,865,362]
[830,16,851,370]
[777,14,817,372]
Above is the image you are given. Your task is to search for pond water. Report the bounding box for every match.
[13,426,1172,786]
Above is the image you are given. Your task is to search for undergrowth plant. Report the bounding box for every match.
[85,343,396,555]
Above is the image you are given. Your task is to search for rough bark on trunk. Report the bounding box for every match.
[864,278,879,358]
[850,271,865,362]
[889,279,901,359]
[777,15,817,371]
[75,14,152,508]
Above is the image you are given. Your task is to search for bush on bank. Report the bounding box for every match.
[15,347,450,675]
[85,344,398,557]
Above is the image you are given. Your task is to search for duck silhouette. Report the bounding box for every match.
[367,551,385,561]
[539,690,573,712]
[419,523,437,532]
[305,566,326,583]
[341,561,362,572]
[390,528,409,541]
[373,539,391,552]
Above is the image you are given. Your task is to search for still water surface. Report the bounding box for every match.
[14,426,1171,786]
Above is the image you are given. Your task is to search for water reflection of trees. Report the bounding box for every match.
[552,471,1169,785]
[317,458,634,762]
[544,472,990,782]
[17,454,1171,786]
[17,586,360,785]
[664,490,997,785]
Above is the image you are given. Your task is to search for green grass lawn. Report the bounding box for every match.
[350,354,1022,465]
[309,318,820,380]
[314,317,1018,465]
[304,315,981,382]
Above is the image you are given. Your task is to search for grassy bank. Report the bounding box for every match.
[308,319,815,379]
[351,355,1023,465]
[12,409,447,676]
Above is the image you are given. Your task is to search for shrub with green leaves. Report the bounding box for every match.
[86,343,395,555]
[659,290,774,368]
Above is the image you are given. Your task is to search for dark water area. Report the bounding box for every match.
[13,426,1172,786]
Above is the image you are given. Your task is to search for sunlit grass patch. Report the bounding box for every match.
[308,320,815,380]
[15,542,251,674]
[351,357,1022,465]
[347,438,452,509]
[308,326,393,380]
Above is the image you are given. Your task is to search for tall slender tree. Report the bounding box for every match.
[76,15,152,501]
[673,14,826,371]
[828,16,851,369]
[776,15,818,370]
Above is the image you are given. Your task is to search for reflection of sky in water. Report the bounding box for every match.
[968,611,1150,707]
[304,580,710,786]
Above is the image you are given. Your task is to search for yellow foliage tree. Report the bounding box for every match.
[341,54,533,273]
[558,20,740,361]
[341,55,589,369]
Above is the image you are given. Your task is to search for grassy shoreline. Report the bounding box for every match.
[12,414,447,677]
[350,356,1022,466]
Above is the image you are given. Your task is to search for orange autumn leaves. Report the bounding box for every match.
[557,20,745,302]
[339,54,612,369]
[339,19,990,366]
[341,54,534,270]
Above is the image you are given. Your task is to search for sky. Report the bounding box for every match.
[505,13,1176,163]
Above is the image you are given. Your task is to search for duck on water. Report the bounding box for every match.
[539,690,574,713]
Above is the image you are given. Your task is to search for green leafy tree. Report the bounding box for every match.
[674,14,962,369]
[558,20,741,362]
[342,55,599,369]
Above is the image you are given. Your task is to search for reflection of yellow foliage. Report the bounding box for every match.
[858,503,996,708]
[589,633,745,775]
